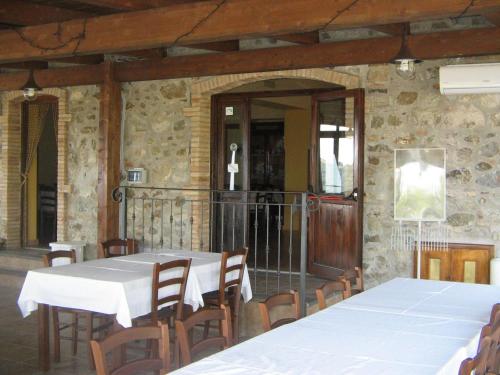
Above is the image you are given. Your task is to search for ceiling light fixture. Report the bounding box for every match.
[392,24,422,80]
[22,70,41,101]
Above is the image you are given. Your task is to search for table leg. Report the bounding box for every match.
[38,303,50,371]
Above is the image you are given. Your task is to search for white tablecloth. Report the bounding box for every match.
[18,250,252,328]
[171,278,499,375]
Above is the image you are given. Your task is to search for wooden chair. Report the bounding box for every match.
[43,250,112,367]
[153,259,192,366]
[459,336,495,375]
[98,238,138,258]
[259,290,300,332]
[175,305,232,367]
[340,266,364,295]
[316,278,351,310]
[134,259,191,367]
[489,303,500,325]
[90,323,170,375]
[203,248,248,344]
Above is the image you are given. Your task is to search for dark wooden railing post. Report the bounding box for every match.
[98,61,122,245]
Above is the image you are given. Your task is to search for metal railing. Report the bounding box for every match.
[113,186,309,314]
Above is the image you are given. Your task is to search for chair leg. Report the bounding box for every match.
[85,312,95,369]
[232,312,239,345]
[51,307,61,363]
[72,313,78,355]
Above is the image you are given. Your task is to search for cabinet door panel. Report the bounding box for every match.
[450,248,491,284]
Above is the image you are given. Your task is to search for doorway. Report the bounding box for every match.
[211,79,364,276]
[21,98,58,248]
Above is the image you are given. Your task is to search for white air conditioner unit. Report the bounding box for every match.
[439,63,500,95]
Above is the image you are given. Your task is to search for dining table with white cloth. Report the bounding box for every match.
[170,278,499,375]
[17,249,252,371]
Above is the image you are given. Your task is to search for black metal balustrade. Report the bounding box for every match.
[113,186,310,314]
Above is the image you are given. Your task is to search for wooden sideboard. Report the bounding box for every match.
[414,242,495,284]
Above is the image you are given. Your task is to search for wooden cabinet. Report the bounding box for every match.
[414,242,494,284]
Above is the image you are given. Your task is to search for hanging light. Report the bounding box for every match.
[22,70,41,101]
[392,24,421,80]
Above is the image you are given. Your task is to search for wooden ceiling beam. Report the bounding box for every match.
[484,12,500,26]
[1,0,500,63]
[70,0,197,11]
[274,31,320,45]
[370,23,406,36]
[1,26,499,91]
[186,40,239,52]
[51,55,105,65]
[0,61,48,70]
[0,0,93,26]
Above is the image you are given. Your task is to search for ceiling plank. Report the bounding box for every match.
[1,0,500,63]
[370,23,406,36]
[1,26,499,91]
[274,31,320,44]
[484,12,500,25]
[0,0,92,26]
[71,0,197,11]
[186,40,239,52]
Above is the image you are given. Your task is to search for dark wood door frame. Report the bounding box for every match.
[308,89,365,278]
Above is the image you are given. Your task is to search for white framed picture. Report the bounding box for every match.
[394,148,446,221]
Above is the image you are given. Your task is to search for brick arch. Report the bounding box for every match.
[0,88,71,248]
[184,68,359,189]
[183,69,359,251]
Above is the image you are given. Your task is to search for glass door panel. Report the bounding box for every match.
[317,97,354,195]
[222,103,246,190]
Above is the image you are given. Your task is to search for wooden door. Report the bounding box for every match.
[211,97,250,251]
[308,89,364,278]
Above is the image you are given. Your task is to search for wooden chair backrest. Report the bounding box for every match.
[316,279,351,310]
[99,238,138,258]
[341,266,364,292]
[259,290,300,332]
[43,250,76,267]
[459,336,494,375]
[151,259,192,324]
[175,305,232,366]
[90,324,170,375]
[489,303,500,325]
[217,248,248,305]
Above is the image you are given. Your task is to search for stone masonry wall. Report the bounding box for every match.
[66,85,100,258]
[0,92,5,247]
[1,57,499,284]
[358,56,500,287]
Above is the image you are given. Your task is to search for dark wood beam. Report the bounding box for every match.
[370,23,406,36]
[186,40,239,52]
[116,48,164,59]
[484,12,500,26]
[0,0,92,26]
[1,27,500,91]
[274,31,320,44]
[0,61,48,70]
[1,0,500,63]
[51,55,105,65]
[97,61,121,245]
[72,0,197,11]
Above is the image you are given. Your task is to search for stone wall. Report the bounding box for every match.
[1,56,499,286]
[122,79,193,188]
[66,85,100,258]
[0,92,5,247]
[359,56,500,286]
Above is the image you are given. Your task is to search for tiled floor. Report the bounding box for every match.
[0,286,96,375]
[0,251,329,375]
